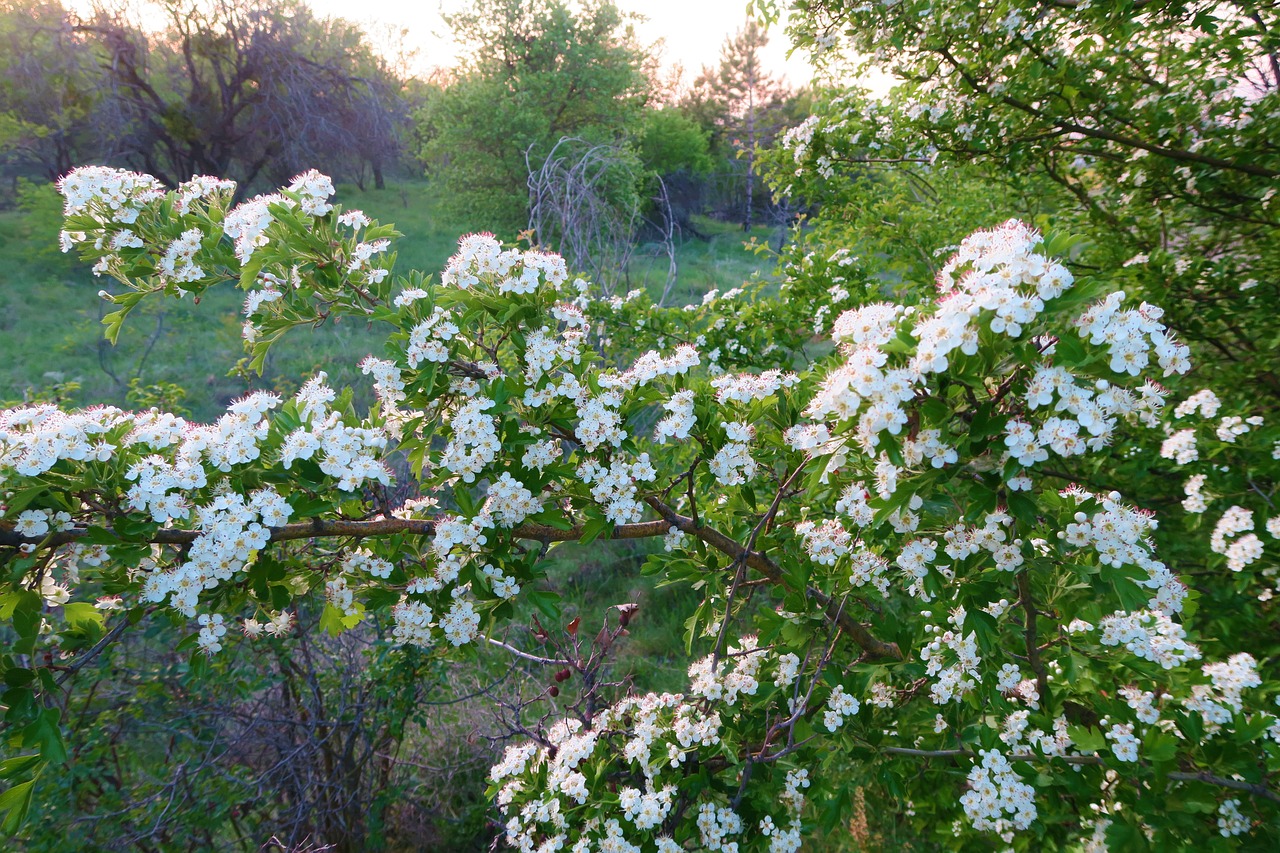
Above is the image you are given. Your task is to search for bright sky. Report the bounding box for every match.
[304,0,817,86]
[68,0,896,95]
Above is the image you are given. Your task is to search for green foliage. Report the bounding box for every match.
[637,108,713,177]
[768,0,1280,403]
[416,0,653,236]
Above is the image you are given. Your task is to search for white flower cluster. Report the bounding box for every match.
[848,550,891,594]
[1174,389,1221,419]
[441,398,500,482]
[1184,653,1261,734]
[406,306,460,367]
[1119,686,1162,725]
[1097,610,1201,669]
[428,514,490,591]
[491,639,815,851]
[1014,366,1164,463]
[1215,415,1263,443]
[171,175,236,215]
[943,511,1024,573]
[688,637,767,706]
[791,222,1184,500]
[773,652,801,688]
[922,606,980,704]
[482,472,542,528]
[1182,473,1210,513]
[1075,292,1190,376]
[224,193,289,263]
[522,326,583,384]
[390,599,433,647]
[1209,505,1264,572]
[709,423,758,486]
[757,769,808,852]
[995,710,1071,757]
[439,597,480,646]
[1160,428,1198,464]
[195,613,227,655]
[697,802,743,852]
[142,488,287,618]
[1103,721,1139,762]
[286,169,336,217]
[1217,798,1251,837]
[441,232,568,294]
[577,455,656,524]
[480,563,521,599]
[654,390,696,442]
[58,165,164,222]
[618,784,676,831]
[223,171,334,263]
[795,518,851,566]
[613,345,700,390]
[343,547,393,579]
[710,369,799,404]
[960,749,1037,834]
[277,379,390,491]
[241,610,293,640]
[898,536,940,600]
[325,575,357,617]
[575,392,627,452]
[834,481,874,526]
[521,436,562,471]
[360,356,406,410]
[159,228,206,286]
[1059,489,1186,613]
[822,684,861,731]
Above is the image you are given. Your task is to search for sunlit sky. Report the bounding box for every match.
[304,0,816,86]
[68,0,896,95]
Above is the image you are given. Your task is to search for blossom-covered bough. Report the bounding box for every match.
[1,165,1277,848]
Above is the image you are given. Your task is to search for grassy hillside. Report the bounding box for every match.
[0,182,778,422]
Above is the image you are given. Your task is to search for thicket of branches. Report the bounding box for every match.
[0,0,409,196]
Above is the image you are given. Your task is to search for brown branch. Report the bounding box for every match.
[1016,571,1050,700]
[0,516,671,550]
[644,496,903,661]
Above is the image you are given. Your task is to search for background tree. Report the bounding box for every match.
[76,0,407,190]
[416,0,653,236]
[688,20,793,229]
[761,0,1280,401]
[0,1,110,186]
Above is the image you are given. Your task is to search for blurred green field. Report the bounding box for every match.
[0,182,776,422]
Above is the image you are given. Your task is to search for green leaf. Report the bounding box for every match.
[1067,725,1106,753]
[62,602,104,632]
[27,708,66,765]
[320,604,349,637]
[0,779,35,834]
[578,516,612,545]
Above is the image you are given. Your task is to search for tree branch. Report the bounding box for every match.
[644,496,903,661]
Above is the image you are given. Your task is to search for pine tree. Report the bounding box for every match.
[693,20,789,230]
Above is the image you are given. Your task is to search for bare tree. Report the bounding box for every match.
[527,137,679,299]
[73,0,405,191]
[0,0,116,183]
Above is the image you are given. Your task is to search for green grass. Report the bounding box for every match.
[0,183,776,421]
[535,540,704,695]
[629,214,783,305]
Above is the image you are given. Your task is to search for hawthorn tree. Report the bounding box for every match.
[756,0,1280,401]
[0,161,1275,851]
